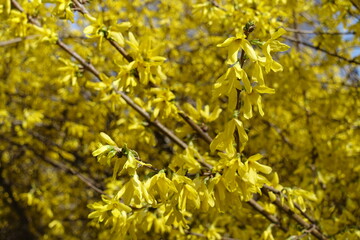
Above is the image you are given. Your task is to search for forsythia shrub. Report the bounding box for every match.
[1,0,359,239]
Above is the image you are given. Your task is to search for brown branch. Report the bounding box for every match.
[71,0,215,148]
[58,42,197,159]
[108,38,134,62]
[11,0,41,26]
[0,167,39,240]
[208,0,227,12]
[113,89,189,151]
[71,0,89,15]
[186,230,240,240]
[0,35,39,47]
[285,28,356,35]
[350,0,360,12]
[56,40,101,78]
[283,36,360,65]
[42,154,107,195]
[177,110,213,144]
[262,188,327,240]
[247,199,288,232]
[1,136,107,195]
[262,185,317,224]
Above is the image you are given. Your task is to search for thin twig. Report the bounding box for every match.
[283,36,360,65]
[262,185,317,224]
[113,88,189,151]
[208,0,227,12]
[71,0,215,148]
[350,0,360,12]
[285,27,356,35]
[186,230,239,240]
[177,110,213,144]
[1,136,107,195]
[262,188,327,240]
[108,38,134,62]
[262,120,294,149]
[247,199,288,232]
[0,35,39,47]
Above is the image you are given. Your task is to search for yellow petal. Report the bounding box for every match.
[268,191,277,202]
[92,145,111,156]
[227,41,241,64]
[84,14,97,23]
[233,119,248,145]
[252,63,265,85]
[271,60,283,72]
[255,85,275,94]
[109,31,124,45]
[247,153,263,162]
[217,37,236,47]
[127,32,139,48]
[271,28,287,40]
[235,67,252,93]
[252,161,272,174]
[100,132,117,146]
[257,95,264,116]
[241,39,257,61]
[84,25,96,35]
[243,94,252,119]
[150,56,167,62]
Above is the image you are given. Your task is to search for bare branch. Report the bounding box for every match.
[284,36,360,65]
[177,110,213,144]
[285,28,356,35]
[208,0,227,12]
[262,185,317,225]
[247,199,288,232]
[262,187,327,240]
[0,35,39,47]
[1,136,107,195]
[350,0,360,12]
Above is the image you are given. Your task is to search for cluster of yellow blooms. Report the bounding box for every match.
[1,0,359,239]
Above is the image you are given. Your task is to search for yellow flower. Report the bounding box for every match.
[88,195,132,223]
[242,84,275,119]
[183,98,222,123]
[115,173,154,205]
[217,33,258,65]
[46,0,74,22]
[58,58,80,85]
[114,61,137,91]
[8,10,28,37]
[210,118,248,156]
[260,28,290,73]
[150,88,177,120]
[148,171,178,203]
[247,153,272,175]
[126,32,167,85]
[84,17,131,49]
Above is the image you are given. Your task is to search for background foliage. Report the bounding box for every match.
[0,0,359,239]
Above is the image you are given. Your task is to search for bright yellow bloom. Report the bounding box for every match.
[84,18,131,49]
[126,32,167,85]
[242,84,275,119]
[260,28,290,73]
[150,88,177,120]
[217,33,258,65]
[183,99,222,123]
[45,0,74,22]
[210,118,248,156]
